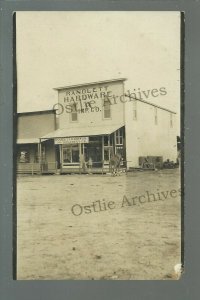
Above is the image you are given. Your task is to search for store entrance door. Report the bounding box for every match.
[83,136,103,168]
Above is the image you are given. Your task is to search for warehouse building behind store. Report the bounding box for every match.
[16,78,178,174]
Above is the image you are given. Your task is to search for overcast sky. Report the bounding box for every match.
[16,11,181,118]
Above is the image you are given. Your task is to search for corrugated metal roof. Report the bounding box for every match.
[53,78,127,90]
[41,124,124,139]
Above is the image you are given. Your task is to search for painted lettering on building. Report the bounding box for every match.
[55,137,89,144]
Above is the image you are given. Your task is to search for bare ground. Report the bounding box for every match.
[16,169,181,280]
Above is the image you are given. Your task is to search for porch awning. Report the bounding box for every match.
[41,124,124,139]
[17,138,40,144]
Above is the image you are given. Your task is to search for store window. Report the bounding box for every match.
[103,98,111,119]
[133,99,137,120]
[71,103,78,122]
[115,128,123,145]
[63,145,79,164]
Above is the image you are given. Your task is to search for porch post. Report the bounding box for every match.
[102,136,104,173]
[79,143,81,174]
[38,139,42,174]
[59,144,62,172]
[102,136,104,161]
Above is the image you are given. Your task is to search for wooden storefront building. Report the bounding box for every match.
[16,78,178,174]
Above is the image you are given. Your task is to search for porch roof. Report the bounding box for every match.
[41,124,124,139]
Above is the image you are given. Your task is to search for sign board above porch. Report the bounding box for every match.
[55,137,89,144]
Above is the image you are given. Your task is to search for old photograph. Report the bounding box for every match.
[15,11,183,280]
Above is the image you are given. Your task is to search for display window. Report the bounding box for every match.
[63,144,79,164]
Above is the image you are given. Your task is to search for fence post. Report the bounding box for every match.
[31,164,33,176]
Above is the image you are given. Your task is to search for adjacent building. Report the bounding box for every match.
[16,110,57,174]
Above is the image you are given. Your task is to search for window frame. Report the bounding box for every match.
[102,97,112,120]
[70,103,78,122]
[62,144,79,164]
[115,128,123,146]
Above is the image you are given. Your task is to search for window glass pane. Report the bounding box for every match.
[104,109,111,118]
[71,113,77,121]
[103,99,111,118]
[104,136,109,146]
[71,104,77,121]
[71,146,79,162]
[115,129,123,145]
[104,148,110,161]
[63,148,71,163]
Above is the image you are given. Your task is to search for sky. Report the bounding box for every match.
[16,11,181,119]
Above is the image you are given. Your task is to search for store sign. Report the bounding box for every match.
[55,137,89,144]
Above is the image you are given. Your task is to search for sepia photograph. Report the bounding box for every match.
[15,11,183,280]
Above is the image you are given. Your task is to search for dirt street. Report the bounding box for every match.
[16,169,181,280]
